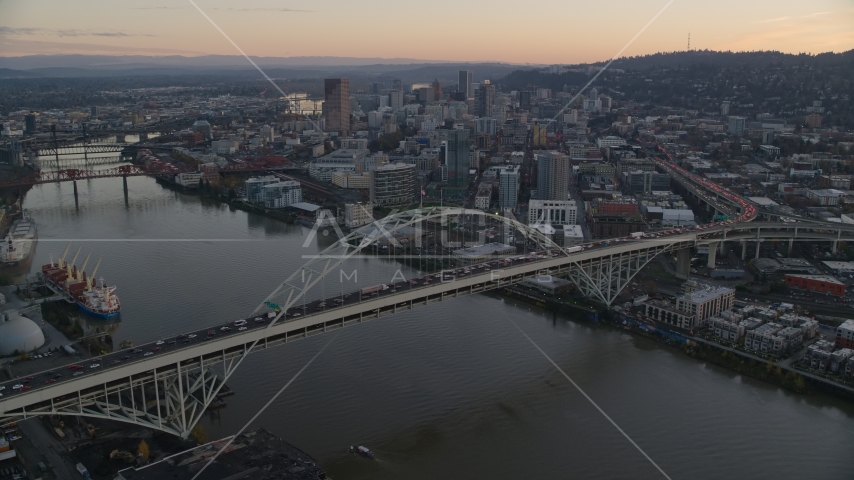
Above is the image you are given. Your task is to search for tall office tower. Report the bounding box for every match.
[474,81,494,118]
[728,116,746,136]
[519,90,532,109]
[536,151,571,201]
[431,79,443,101]
[24,114,36,135]
[388,90,404,110]
[392,79,403,91]
[369,82,385,94]
[458,70,473,98]
[441,128,470,188]
[324,78,350,136]
[499,167,518,210]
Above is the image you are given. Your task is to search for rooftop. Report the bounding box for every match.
[679,285,734,303]
[784,274,844,286]
[453,242,515,258]
[115,429,325,480]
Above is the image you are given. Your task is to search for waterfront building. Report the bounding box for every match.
[370,163,416,206]
[836,320,854,349]
[676,284,735,324]
[246,176,281,204]
[262,181,302,209]
[641,283,734,330]
[708,317,745,342]
[175,171,203,189]
[344,202,374,228]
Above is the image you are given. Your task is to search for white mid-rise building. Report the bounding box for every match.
[175,172,202,188]
[475,188,491,210]
[245,176,281,204]
[596,136,627,149]
[261,181,302,209]
[528,199,577,226]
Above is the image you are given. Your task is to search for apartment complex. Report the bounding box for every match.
[370,163,416,206]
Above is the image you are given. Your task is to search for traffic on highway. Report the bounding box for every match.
[0,250,572,400]
[1,143,760,403]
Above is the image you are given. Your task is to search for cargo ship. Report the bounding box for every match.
[0,214,37,270]
[41,244,121,319]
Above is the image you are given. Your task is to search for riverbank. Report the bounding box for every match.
[498,285,854,401]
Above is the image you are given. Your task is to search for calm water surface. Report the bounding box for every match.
[21,175,854,479]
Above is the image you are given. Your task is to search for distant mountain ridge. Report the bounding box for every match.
[0,54,524,70]
[578,49,854,70]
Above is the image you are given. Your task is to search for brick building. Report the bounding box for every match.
[784,274,845,297]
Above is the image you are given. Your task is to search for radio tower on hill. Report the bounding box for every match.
[688,32,691,51]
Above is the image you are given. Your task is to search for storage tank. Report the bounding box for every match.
[0,311,45,356]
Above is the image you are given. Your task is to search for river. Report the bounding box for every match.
[20,173,854,479]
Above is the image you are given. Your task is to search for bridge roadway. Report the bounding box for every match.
[4,220,854,434]
[0,249,583,432]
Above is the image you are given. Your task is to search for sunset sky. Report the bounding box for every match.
[1,0,852,63]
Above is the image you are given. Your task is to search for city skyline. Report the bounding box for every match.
[0,0,852,62]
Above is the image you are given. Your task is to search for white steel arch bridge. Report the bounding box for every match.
[2,207,854,437]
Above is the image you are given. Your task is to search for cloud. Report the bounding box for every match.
[0,27,43,35]
[754,16,791,24]
[213,7,311,12]
[132,6,184,9]
[0,38,204,56]
[0,26,154,38]
[755,10,832,24]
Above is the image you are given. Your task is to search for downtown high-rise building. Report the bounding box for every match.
[324,78,350,136]
[440,128,470,189]
[458,70,473,98]
[536,151,571,201]
[474,81,494,118]
[499,166,518,210]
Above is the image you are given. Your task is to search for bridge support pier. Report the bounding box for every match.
[741,240,747,260]
[755,242,761,259]
[122,175,129,205]
[788,238,794,257]
[72,181,79,209]
[707,241,719,268]
[676,247,691,278]
[832,240,838,254]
